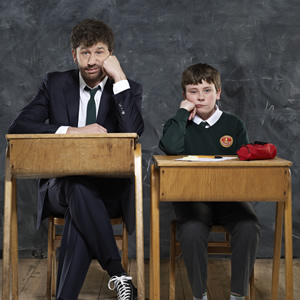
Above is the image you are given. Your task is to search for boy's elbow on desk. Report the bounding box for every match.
[159,141,183,155]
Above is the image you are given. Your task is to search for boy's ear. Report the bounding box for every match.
[216,88,221,100]
[182,91,186,99]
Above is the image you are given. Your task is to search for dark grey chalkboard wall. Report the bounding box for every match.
[1,0,299,260]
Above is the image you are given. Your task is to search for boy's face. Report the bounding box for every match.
[72,41,112,88]
[183,80,221,120]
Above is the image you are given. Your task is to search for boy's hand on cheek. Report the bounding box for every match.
[180,100,195,111]
[180,100,197,120]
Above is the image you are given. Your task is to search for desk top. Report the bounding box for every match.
[6,133,139,178]
[153,155,292,168]
[153,155,292,202]
[6,133,138,140]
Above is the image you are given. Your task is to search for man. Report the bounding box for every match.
[8,19,144,300]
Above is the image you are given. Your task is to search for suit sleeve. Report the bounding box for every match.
[8,74,60,134]
[113,80,144,136]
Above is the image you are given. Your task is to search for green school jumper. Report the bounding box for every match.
[159,108,248,155]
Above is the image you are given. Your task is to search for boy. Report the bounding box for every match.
[159,63,260,300]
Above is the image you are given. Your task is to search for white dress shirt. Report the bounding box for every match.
[56,73,130,133]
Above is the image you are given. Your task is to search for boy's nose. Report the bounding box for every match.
[198,92,204,100]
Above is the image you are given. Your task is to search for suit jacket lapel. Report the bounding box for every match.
[97,78,114,126]
[64,69,80,127]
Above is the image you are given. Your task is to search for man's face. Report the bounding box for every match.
[72,42,111,88]
[183,80,221,120]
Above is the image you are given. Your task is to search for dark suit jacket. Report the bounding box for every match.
[8,69,144,234]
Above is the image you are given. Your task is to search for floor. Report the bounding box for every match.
[0,258,299,299]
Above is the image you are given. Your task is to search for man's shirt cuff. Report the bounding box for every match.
[56,126,70,134]
[113,80,130,94]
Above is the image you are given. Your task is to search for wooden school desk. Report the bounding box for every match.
[150,155,293,300]
[3,134,145,300]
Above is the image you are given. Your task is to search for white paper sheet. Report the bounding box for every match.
[175,155,236,162]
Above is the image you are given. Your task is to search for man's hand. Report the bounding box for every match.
[66,124,108,134]
[180,100,197,120]
[102,55,127,83]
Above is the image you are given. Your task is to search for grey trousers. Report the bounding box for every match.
[173,202,261,298]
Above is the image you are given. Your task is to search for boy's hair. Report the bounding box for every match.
[181,63,221,92]
[70,19,115,52]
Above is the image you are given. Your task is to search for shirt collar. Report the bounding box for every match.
[193,105,223,126]
[79,72,108,92]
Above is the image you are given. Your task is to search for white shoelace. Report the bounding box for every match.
[108,274,133,300]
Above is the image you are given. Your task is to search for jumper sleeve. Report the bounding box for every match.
[159,108,190,155]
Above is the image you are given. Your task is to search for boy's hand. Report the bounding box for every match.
[102,55,127,83]
[180,100,197,120]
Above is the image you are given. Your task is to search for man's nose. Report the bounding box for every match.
[88,53,96,65]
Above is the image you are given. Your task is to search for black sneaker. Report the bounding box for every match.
[108,274,137,300]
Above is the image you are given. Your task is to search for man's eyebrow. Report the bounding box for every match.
[79,46,106,50]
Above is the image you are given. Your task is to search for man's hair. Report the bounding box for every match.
[70,19,115,52]
[181,63,221,92]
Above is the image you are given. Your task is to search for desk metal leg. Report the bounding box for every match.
[272,202,284,300]
[150,165,160,300]
[134,144,145,300]
[284,170,293,299]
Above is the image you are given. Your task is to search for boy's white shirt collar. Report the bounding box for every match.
[193,105,223,127]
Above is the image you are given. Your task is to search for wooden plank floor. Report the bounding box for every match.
[0,258,299,299]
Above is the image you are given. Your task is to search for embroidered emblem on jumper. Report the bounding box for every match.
[220,135,233,148]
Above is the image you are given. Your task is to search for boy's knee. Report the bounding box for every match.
[177,221,209,244]
[244,220,260,238]
[234,219,261,245]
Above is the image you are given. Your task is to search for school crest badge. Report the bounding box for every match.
[220,135,233,148]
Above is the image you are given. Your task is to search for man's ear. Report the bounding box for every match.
[72,49,77,63]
